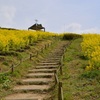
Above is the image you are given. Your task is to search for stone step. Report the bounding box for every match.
[50,54,63,56]
[43,59,60,61]
[48,54,63,56]
[50,47,63,53]
[37,62,59,66]
[4,93,50,100]
[46,58,61,60]
[42,60,60,62]
[26,73,54,78]
[48,55,63,57]
[35,65,58,69]
[40,60,60,63]
[28,69,56,73]
[13,84,51,92]
[21,78,54,85]
[50,50,64,52]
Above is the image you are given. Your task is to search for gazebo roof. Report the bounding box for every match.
[28,23,45,31]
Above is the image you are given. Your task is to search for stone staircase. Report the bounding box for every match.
[4,41,68,100]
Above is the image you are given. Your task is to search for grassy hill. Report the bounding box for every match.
[55,37,100,100]
[0,30,100,99]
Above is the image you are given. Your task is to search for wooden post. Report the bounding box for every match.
[61,87,64,100]
[58,82,63,100]
[30,54,32,60]
[63,54,65,61]
[60,55,64,74]
[45,44,47,49]
[11,64,14,73]
[60,65,63,75]
[54,70,58,84]
[62,55,63,61]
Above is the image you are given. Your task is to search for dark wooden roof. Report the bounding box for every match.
[28,24,45,31]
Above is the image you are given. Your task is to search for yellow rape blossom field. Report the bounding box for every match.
[0,29,56,54]
[81,34,100,70]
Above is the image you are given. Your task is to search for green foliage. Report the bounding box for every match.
[81,70,100,79]
[11,70,21,78]
[62,33,82,40]
[0,73,11,89]
[17,53,23,61]
[2,61,9,66]
[65,56,73,62]
[2,79,11,89]
[0,73,9,83]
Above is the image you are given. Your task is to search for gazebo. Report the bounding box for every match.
[28,23,45,32]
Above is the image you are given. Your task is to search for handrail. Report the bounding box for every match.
[53,42,69,100]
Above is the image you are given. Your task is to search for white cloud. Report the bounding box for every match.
[0,6,16,27]
[65,23,82,32]
[62,23,100,33]
[82,27,100,33]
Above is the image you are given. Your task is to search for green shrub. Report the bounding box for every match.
[0,73,9,83]
[0,73,11,89]
[63,33,82,40]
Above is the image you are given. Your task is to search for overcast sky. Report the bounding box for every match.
[0,0,100,33]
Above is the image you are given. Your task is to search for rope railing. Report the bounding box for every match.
[54,62,64,100]
[54,56,64,100]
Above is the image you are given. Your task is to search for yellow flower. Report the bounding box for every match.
[81,33,100,70]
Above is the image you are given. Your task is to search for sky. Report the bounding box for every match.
[0,0,100,33]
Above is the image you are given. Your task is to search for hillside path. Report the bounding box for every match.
[4,40,68,100]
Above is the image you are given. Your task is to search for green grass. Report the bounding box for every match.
[57,38,100,100]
